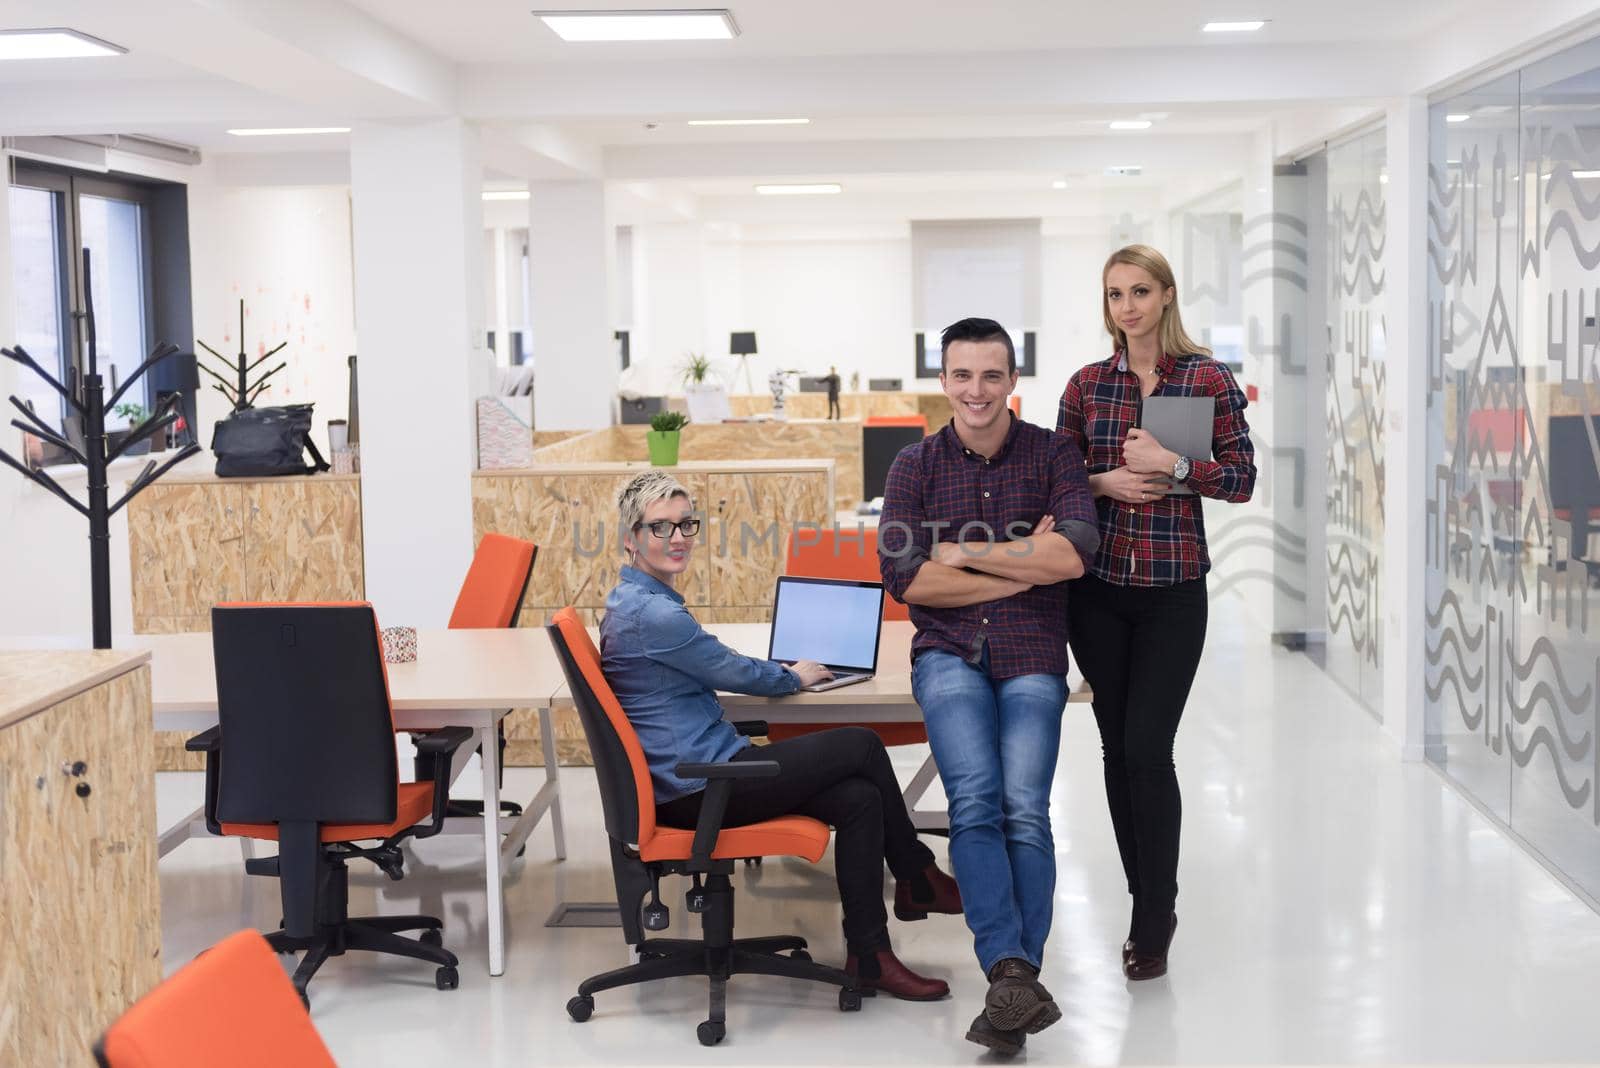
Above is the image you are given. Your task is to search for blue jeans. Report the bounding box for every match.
[911,649,1067,975]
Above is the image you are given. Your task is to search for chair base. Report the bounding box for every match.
[570,938,861,1046]
[266,916,459,1005]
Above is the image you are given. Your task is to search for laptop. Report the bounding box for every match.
[1138,394,1215,496]
[767,576,885,692]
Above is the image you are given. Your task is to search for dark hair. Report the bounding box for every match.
[939,317,1015,373]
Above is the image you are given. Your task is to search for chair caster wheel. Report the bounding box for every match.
[790,949,811,962]
[839,987,862,1012]
[419,928,443,948]
[697,1020,726,1046]
[435,966,459,991]
[567,995,594,1022]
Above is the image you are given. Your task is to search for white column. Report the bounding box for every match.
[528,181,614,430]
[1382,97,1430,760]
[632,222,710,396]
[349,119,486,626]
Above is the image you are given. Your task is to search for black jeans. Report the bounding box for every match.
[1067,574,1207,944]
[827,395,841,420]
[656,726,934,954]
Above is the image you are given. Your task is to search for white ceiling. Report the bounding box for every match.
[0,0,1594,225]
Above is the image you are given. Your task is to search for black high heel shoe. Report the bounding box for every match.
[1124,912,1176,981]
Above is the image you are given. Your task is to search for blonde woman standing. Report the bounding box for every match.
[1056,246,1256,980]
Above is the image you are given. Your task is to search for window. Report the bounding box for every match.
[7,160,162,435]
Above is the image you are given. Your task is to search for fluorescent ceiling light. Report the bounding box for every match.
[535,9,738,41]
[1051,179,1069,189]
[1109,120,1153,130]
[227,127,350,136]
[1203,20,1266,32]
[1573,170,1600,180]
[483,190,531,201]
[1446,113,1471,123]
[687,117,810,126]
[0,28,126,59]
[755,183,841,195]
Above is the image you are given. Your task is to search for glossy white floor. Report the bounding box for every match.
[155,595,1600,1066]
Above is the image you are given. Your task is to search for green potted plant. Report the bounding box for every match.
[646,410,688,466]
[108,402,153,456]
[680,352,730,423]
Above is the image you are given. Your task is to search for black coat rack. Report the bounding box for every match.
[0,249,201,648]
[195,298,286,411]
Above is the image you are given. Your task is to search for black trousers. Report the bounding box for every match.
[1067,574,1207,944]
[656,726,934,954]
[827,395,841,420]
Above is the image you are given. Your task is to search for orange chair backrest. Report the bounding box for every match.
[449,533,537,629]
[864,414,929,432]
[1007,395,1021,417]
[96,929,337,1068]
[549,607,660,847]
[785,528,908,621]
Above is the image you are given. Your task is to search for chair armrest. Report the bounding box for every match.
[414,725,474,758]
[731,720,769,738]
[674,759,779,780]
[410,726,475,837]
[673,759,780,870]
[185,725,221,752]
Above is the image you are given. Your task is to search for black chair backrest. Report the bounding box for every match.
[211,603,397,826]
[546,615,642,846]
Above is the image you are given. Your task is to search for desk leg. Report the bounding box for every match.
[538,704,567,861]
[481,718,507,977]
[903,751,948,832]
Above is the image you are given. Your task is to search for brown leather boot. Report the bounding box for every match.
[893,862,963,921]
[984,958,1062,1033]
[844,947,950,1001]
[1125,913,1177,981]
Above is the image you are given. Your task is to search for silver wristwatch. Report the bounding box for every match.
[1171,455,1192,483]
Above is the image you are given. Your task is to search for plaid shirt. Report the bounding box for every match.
[1056,351,1255,587]
[878,414,1098,679]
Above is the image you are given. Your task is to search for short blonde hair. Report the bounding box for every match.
[616,470,692,534]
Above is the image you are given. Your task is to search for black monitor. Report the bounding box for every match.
[1549,414,1600,511]
[730,331,757,356]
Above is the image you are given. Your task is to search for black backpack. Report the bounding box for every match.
[211,404,330,478]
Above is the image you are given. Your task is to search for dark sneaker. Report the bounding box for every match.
[984,958,1062,1034]
[965,1010,1025,1056]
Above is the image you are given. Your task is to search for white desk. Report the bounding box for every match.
[138,627,568,978]
[551,621,1090,830]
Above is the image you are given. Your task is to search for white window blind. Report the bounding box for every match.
[911,218,1041,332]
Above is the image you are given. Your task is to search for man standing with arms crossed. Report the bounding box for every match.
[878,318,1097,1056]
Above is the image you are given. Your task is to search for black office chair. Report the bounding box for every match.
[187,602,473,1005]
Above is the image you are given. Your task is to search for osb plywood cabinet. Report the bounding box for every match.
[0,651,160,1065]
[471,459,833,765]
[127,473,364,634]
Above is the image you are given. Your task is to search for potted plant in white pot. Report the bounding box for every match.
[646,409,688,466]
[680,352,731,423]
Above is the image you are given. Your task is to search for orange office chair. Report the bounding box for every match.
[779,529,925,747]
[420,533,538,818]
[546,608,862,1046]
[94,930,337,1068]
[1007,395,1021,418]
[187,603,472,1005]
[862,414,929,432]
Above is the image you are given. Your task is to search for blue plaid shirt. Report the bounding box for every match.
[1056,351,1256,586]
[600,566,799,802]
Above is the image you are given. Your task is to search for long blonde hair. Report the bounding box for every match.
[1101,244,1212,358]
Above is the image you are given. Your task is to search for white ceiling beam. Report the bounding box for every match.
[460,43,1413,121]
[603,134,1255,181]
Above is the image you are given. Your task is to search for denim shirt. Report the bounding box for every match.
[600,566,800,801]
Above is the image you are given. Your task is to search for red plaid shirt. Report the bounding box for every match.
[1056,351,1255,587]
[878,414,1099,678]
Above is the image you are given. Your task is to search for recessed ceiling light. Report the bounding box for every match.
[534,9,738,42]
[1379,174,1390,185]
[1051,179,1069,189]
[483,190,531,201]
[227,127,351,136]
[687,118,810,126]
[755,183,841,196]
[0,28,126,60]
[1203,20,1266,32]
[1109,120,1153,130]
[1446,113,1471,123]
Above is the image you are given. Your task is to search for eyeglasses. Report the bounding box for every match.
[638,518,701,539]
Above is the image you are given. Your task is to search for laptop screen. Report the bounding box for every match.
[768,577,885,673]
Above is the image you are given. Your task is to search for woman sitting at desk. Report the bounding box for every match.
[600,470,960,1001]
